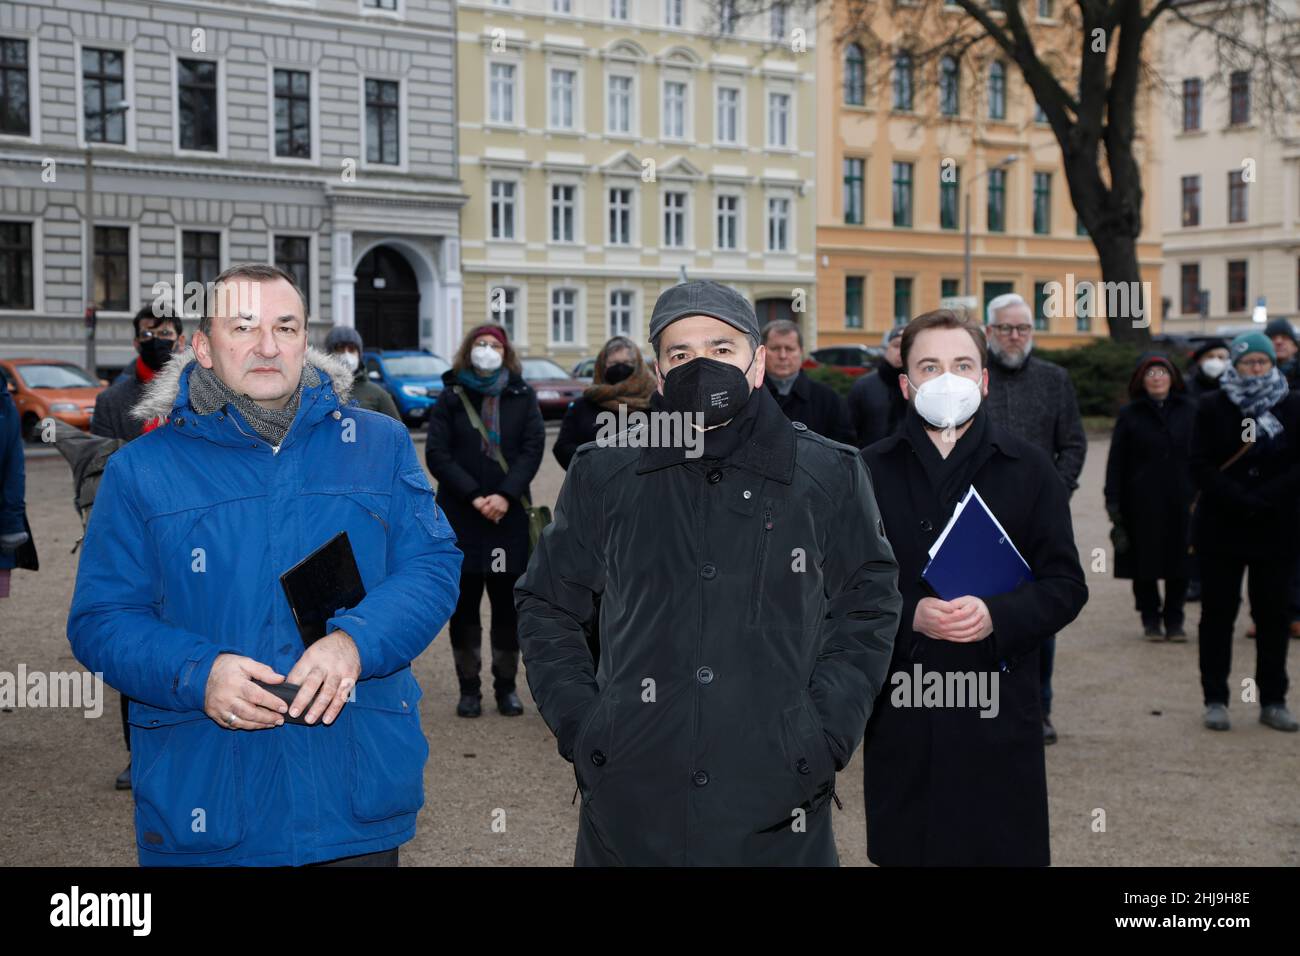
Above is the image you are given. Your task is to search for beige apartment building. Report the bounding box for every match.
[457,0,817,366]
[815,2,1163,350]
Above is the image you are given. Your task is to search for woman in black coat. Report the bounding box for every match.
[1191,332,1300,733]
[1104,354,1197,640]
[860,312,1088,866]
[426,323,545,718]
[553,335,655,471]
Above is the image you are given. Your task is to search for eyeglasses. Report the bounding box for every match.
[1143,367,1170,379]
[988,324,1033,338]
[1237,356,1273,371]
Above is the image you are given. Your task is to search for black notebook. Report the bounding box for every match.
[279,531,367,647]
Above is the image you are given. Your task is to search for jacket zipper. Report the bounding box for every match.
[748,504,774,626]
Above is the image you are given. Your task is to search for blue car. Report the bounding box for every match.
[362,350,451,425]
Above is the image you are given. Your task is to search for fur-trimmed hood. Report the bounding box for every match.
[131,345,355,422]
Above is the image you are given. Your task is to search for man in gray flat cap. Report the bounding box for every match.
[516,279,902,866]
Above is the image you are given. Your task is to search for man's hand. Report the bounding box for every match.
[480,494,509,522]
[913,595,994,643]
[204,654,288,731]
[285,630,362,725]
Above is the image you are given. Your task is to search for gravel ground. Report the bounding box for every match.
[1,430,1296,866]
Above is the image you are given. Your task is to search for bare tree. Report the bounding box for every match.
[715,0,1300,343]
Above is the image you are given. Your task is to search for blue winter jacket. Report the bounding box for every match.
[67,347,462,866]
[0,387,25,570]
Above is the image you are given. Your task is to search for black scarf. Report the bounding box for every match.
[904,404,992,514]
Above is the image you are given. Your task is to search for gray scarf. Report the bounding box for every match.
[769,370,799,397]
[188,361,320,447]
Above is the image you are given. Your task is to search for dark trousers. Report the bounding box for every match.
[1198,551,1292,707]
[1039,634,1055,717]
[120,693,131,752]
[1133,577,1189,628]
[449,570,521,696]
[310,847,399,867]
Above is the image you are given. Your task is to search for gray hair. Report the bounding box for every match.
[199,263,309,336]
[761,319,803,348]
[986,292,1031,327]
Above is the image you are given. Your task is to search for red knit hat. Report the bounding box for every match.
[467,324,509,348]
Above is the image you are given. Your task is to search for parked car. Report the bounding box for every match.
[521,357,585,419]
[803,345,882,378]
[0,358,106,442]
[571,350,657,383]
[362,349,450,425]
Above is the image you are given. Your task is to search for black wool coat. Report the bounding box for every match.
[553,397,605,471]
[424,370,545,574]
[847,361,907,449]
[516,386,902,866]
[860,412,1088,866]
[1190,389,1300,560]
[1104,393,1197,580]
[766,370,855,445]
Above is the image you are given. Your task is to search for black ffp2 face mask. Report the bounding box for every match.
[138,336,176,371]
[603,362,635,385]
[660,355,755,427]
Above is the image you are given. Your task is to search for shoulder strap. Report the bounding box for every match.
[452,386,532,510]
[1220,442,1253,472]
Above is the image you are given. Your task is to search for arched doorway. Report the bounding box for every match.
[755,296,796,327]
[355,245,420,350]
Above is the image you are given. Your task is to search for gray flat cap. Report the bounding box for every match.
[649,280,760,345]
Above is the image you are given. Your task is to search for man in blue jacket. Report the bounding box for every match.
[68,263,462,867]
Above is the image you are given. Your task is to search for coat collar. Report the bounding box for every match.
[635,382,796,483]
[872,408,1023,461]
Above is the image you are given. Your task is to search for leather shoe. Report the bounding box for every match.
[457,693,482,718]
[496,691,524,717]
[115,761,131,791]
[1042,716,1057,745]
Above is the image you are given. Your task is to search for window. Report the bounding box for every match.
[83,48,126,145]
[365,0,398,8]
[1032,281,1049,330]
[0,222,33,309]
[274,236,310,310]
[663,191,687,248]
[665,0,683,27]
[941,277,961,301]
[490,180,516,240]
[550,68,576,130]
[891,161,913,228]
[716,194,739,249]
[553,0,572,12]
[716,86,739,143]
[1229,71,1250,125]
[843,158,864,224]
[0,38,30,136]
[1228,169,1248,223]
[987,168,1006,233]
[893,277,913,325]
[610,0,628,19]
[365,78,399,164]
[181,231,221,299]
[273,68,311,158]
[767,197,790,252]
[489,63,516,124]
[939,56,959,116]
[983,281,1014,315]
[988,61,1006,120]
[1180,263,1200,315]
[893,52,913,111]
[1182,78,1201,132]
[1075,284,1091,332]
[1033,171,1051,235]
[1037,0,1054,16]
[608,74,632,134]
[663,80,686,138]
[94,226,130,312]
[608,187,632,245]
[178,58,218,151]
[551,183,576,242]
[845,276,864,328]
[489,286,518,339]
[1181,175,1200,227]
[551,288,577,344]
[771,3,788,41]
[1227,260,1247,312]
[719,0,738,35]
[767,91,790,147]
[843,44,865,106]
[939,165,959,230]
[609,289,633,337]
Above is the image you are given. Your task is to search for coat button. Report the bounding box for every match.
[742,490,752,499]
[696,666,714,685]
[701,563,716,579]
[792,421,807,431]
[332,410,341,420]
[796,757,811,775]
[707,468,722,484]
[591,750,607,767]
[693,770,709,787]
[920,519,933,532]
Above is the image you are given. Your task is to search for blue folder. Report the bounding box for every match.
[921,487,1034,600]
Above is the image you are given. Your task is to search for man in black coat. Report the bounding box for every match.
[761,320,854,444]
[860,310,1088,865]
[848,326,907,449]
[516,280,902,866]
[983,293,1086,745]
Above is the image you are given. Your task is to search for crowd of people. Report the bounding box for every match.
[1,262,1294,867]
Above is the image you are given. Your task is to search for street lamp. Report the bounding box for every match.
[963,154,1019,302]
[84,99,131,378]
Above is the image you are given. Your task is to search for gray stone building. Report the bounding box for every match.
[0,0,464,373]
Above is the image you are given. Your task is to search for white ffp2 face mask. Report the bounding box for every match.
[908,372,982,429]
[471,345,503,372]
[338,351,360,373]
[1200,357,1227,380]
